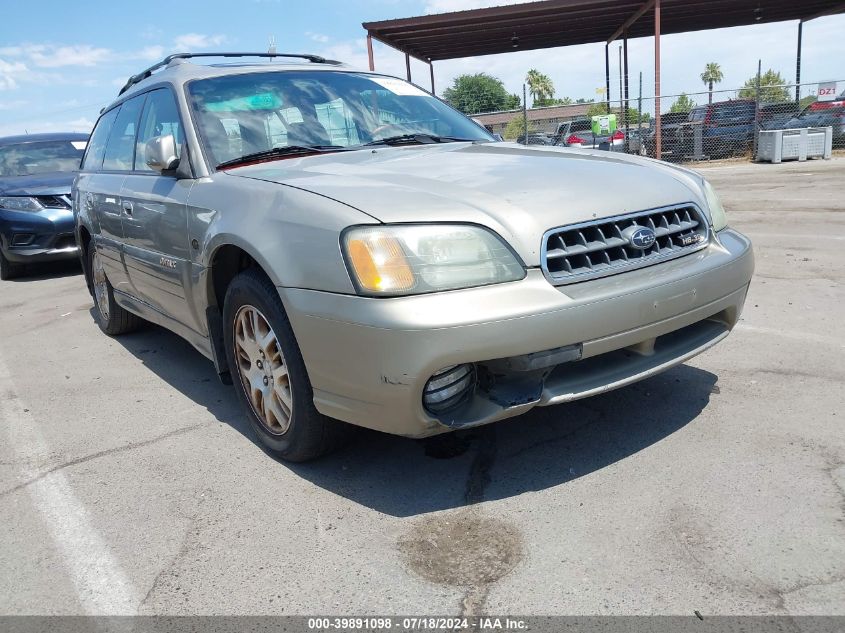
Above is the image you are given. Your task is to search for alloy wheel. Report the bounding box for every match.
[233,305,294,435]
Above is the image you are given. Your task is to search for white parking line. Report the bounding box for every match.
[0,354,138,614]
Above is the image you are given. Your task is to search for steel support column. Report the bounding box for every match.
[623,30,630,153]
[654,0,662,160]
[405,52,411,82]
[605,43,611,114]
[795,20,803,103]
[429,61,435,95]
[367,34,375,71]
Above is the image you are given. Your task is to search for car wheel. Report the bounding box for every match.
[0,250,23,281]
[89,245,141,335]
[222,268,347,462]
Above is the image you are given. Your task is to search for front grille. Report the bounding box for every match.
[542,204,710,285]
[35,195,71,209]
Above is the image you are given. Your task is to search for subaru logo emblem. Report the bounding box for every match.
[626,226,656,250]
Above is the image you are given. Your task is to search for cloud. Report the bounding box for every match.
[0,115,95,137]
[30,45,112,68]
[0,98,27,110]
[172,33,228,50]
[135,45,165,61]
[0,58,29,90]
[306,31,330,44]
[66,117,95,131]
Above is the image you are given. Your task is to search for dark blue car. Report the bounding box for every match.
[0,132,88,279]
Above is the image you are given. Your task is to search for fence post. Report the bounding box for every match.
[753,60,761,159]
[638,71,643,154]
[522,83,528,145]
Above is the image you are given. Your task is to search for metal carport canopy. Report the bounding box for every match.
[363,0,845,159]
[362,0,845,62]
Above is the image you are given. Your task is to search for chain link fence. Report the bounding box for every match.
[470,80,844,163]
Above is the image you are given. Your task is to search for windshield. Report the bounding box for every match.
[186,70,493,167]
[0,139,87,177]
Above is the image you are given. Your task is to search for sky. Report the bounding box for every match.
[1,0,844,136]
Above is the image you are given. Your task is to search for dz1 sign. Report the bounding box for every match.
[817,82,838,102]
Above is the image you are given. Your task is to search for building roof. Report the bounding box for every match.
[473,103,593,125]
[363,0,845,61]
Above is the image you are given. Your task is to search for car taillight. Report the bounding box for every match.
[567,134,584,144]
[704,107,714,126]
[611,130,624,140]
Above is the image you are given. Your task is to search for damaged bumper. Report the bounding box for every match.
[281,228,754,437]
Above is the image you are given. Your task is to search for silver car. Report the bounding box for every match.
[73,53,754,461]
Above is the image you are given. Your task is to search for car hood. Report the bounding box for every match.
[228,142,708,266]
[0,171,76,196]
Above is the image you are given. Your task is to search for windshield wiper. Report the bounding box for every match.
[217,145,345,169]
[361,133,481,147]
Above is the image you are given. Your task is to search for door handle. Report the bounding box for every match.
[122,200,133,216]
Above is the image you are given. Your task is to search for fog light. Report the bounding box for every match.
[11,233,35,246]
[423,363,475,414]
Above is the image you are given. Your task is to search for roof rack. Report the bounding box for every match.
[118,52,342,95]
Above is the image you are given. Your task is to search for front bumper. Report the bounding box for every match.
[281,229,754,437]
[0,208,78,264]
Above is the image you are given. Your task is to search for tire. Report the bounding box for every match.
[0,250,23,281]
[222,268,347,462]
[88,244,141,335]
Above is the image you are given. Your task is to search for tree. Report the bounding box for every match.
[526,69,555,107]
[799,95,817,110]
[443,73,520,115]
[700,62,724,105]
[670,93,696,113]
[738,69,790,103]
[626,107,650,123]
[503,116,534,141]
[585,102,608,118]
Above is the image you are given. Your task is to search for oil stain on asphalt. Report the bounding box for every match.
[398,428,524,616]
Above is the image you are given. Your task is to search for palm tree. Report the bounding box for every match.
[526,69,555,107]
[700,62,724,105]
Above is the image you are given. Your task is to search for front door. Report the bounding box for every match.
[119,88,199,333]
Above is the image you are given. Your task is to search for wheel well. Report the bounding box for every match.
[206,245,265,386]
[209,244,259,309]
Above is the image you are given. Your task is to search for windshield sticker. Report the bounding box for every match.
[206,92,283,112]
[369,77,429,97]
[71,141,88,150]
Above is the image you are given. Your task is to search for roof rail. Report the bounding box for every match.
[117,52,342,95]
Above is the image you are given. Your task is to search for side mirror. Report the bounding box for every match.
[145,135,179,172]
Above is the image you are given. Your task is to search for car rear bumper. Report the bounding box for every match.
[0,209,78,263]
[280,229,754,437]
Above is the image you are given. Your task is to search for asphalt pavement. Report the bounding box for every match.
[1,157,843,616]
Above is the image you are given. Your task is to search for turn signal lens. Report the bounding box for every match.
[346,232,416,293]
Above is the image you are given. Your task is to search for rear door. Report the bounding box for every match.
[77,101,141,293]
[119,88,199,332]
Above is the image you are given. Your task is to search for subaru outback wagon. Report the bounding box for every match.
[74,53,754,461]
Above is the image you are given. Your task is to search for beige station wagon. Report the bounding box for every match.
[73,53,754,461]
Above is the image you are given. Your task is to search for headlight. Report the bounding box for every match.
[0,196,43,213]
[702,180,727,232]
[342,224,525,296]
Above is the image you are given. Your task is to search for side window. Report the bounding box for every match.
[82,107,120,171]
[102,95,146,171]
[134,89,184,172]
